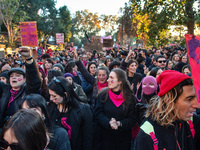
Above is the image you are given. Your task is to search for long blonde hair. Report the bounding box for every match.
[146,91,178,126]
[146,78,193,126]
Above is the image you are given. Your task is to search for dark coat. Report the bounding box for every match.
[135,115,200,150]
[48,102,93,150]
[76,59,98,112]
[0,61,41,128]
[48,125,71,150]
[94,89,137,150]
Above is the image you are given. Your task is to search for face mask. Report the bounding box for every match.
[142,84,157,95]
[142,76,158,95]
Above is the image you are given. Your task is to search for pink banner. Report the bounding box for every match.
[20,21,38,47]
[185,34,200,103]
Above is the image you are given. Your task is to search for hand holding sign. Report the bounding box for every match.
[18,46,31,58]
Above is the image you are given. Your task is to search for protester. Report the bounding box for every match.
[52,63,65,73]
[64,73,88,103]
[94,68,137,150]
[156,55,167,70]
[73,49,110,112]
[166,59,173,70]
[65,60,82,86]
[0,109,48,150]
[120,50,142,93]
[149,67,163,78]
[0,47,41,128]
[135,70,200,150]
[47,76,93,150]
[44,58,54,75]
[0,70,9,84]
[21,94,71,150]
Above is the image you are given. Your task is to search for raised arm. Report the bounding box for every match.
[18,47,41,94]
[72,48,96,86]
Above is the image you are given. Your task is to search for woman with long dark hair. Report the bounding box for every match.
[47,76,93,150]
[94,68,137,150]
[20,94,71,150]
[73,50,110,112]
[0,109,48,150]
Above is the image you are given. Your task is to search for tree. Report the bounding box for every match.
[58,6,72,42]
[100,14,118,35]
[0,0,27,48]
[19,0,72,49]
[131,0,200,36]
[70,9,101,47]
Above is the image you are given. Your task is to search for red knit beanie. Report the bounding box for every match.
[157,70,191,97]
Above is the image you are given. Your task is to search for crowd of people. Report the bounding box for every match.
[0,45,199,150]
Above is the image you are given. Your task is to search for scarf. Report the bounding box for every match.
[8,89,19,108]
[82,60,87,66]
[61,117,72,140]
[98,81,107,91]
[72,72,77,76]
[108,89,125,107]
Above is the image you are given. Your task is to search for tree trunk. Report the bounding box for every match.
[185,0,195,34]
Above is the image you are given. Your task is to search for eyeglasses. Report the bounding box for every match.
[158,60,166,63]
[0,139,22,150]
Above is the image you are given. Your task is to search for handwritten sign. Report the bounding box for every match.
[56,33,64,44]
[20,21,38,47]
[103,39,113,47]
[185,34,200,103]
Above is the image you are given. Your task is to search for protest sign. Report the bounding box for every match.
[56,33,64,44]
[103,39,113,47]
[84,43,103,52]
[20,21,38,47]
[185,34,200,103]
[37,47,43,57]
[92,36,101,43]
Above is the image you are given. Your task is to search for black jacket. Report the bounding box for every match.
[48,102,93,150]
[135,115,200,150]
[94,89,137,150]
[0,61,41,128]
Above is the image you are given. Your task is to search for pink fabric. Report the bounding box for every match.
[108,89,125,107]
[98,81,107,91]
[8,89,19,108]
[72,72,77,76]
[82,60,87,66]
[61,117,72,140]
[188,120,195,138]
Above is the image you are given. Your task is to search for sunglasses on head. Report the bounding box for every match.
[53,76,61,84]
[53,77,66,90]
[0,139,22,150]
[158,60,166,63]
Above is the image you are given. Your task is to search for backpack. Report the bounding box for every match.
[140,117,195,150]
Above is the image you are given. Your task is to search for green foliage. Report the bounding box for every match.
[0,0,28,47]
[131,0,199,46]
[70,9,117,47]
[19,0,72,43]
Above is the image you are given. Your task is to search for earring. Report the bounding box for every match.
[42,116,46,121]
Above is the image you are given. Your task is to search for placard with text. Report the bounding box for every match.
[20,21,38,47]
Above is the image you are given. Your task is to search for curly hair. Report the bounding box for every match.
[146,78,193,126]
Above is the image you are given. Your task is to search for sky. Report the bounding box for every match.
[56,0,129,17]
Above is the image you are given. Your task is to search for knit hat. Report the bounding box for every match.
[63,73,74,80]
[52,63,64,73]
[157,70,191,97]
[7,68,25,77]
[0,70,9,80]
